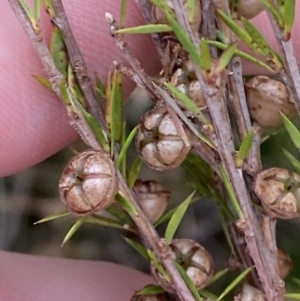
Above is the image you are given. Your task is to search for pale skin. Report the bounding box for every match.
[1,1,300,300]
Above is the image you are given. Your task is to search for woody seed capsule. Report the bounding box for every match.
[245,76,296,128]
[254,167,300,219]
[59,150,118,215]
[136,105,190,170]
[236,0,265,19]
[151,238,214,293]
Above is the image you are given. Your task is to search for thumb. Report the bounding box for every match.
[0,0,160,177]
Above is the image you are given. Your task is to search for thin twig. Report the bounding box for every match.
[134,0,167,59]
[265,9,300,115]
[51,0,106,129]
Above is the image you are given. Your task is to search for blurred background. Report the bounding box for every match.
[1,88,300,294]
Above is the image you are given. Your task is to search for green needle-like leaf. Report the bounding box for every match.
[147,249,169,280]
[116,24,172,34]
[61,217,87,247]
[281,112,300,150]
[213,42,237,74]
[116,125,139,168]
[200,39,212,74]
[236,129,254,168]
[73,99,110,152]
[187,0,197,22]
[50,27,67,76]
[137,285,166,295]
[241,17,283,69]
[220,164,243,219]
[165,10,201,67]
[164,82,210,125]
[106,204,133,226]
[208,268,229,286]
[123,237,149,259]
[261,0,284,29]
[283,0,296,40]
[165,192,194,242]
[175,262,202,301]
[120,0,128,28]
[34,211,70,224]
[128,156,142,189]
[19,0,34,22]
[207,40,275,73]
[32,75,53,91]
[284,293,300,300]
[281,148,300,174]
[106,69,123,154]
[116,193,138,216]
[34,0,41,22]
[217,10,252,46]
[85,215,126,231]
[217,267,253,300]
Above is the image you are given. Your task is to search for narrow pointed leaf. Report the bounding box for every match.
[123,237,149,259]
[50,27,67,76]
[217,10,252,46]
[116,193,138,216]
[32,74,53,91]
[199,290,218,300]
[220,164,243,219]
[85,215,125,230]
[44,0,55,18]
[73,99,110,152]
[116,24,172,34]
[19,0,34,21]
[34,211,70,224]
[214,42,237,74]
[284,293,300,300]
[164,82,210,125]
[121,121,127,178]
[261,0,284,29]
[283,0,296,40]
[165,10,202,66]
[106,70,123,153]
[61,217,87,247]
[236,129,254,167]
[120,0,128,27]
[59,80,71,105]
[281,148,300,174]
[187,0,197,22]
[106,204,133,226]
[217,267,253,300]
[281,112,300,150]
[165,192,194,242]
[147,249,169,280]
[175,262,202,301]
[116,125,139,168]
[208,268,229,286]
[34,0,41,22]
[241,17,283,68]
[95,73,106,95]
[128,156,142,188]
[137,285,166,295]
[207,40,275,73]
[200,39,212,73]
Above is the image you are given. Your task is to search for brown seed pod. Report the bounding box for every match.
[189,80,206,107]
[59,150,118,215]
[245,76,296,128]
[134,180,171,224]
[152,0,202,36]
[136,106,190,170]
[277,249,293,279]
[151,239,214,293]
[254,167,300,219]
[236,0,265,19]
